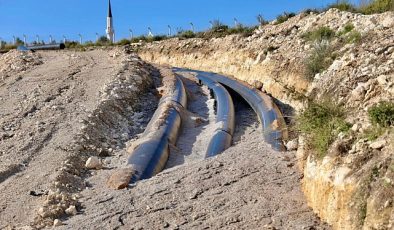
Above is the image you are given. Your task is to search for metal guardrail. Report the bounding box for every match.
[127,76,187,181]
[196,74,235,157]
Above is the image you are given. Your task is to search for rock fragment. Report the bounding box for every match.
[85,156,102,169]
[369,140,386,150]
[107,167,134,189]
[53,219,63,227]
[285,139,298,151]
[65,205,77,216]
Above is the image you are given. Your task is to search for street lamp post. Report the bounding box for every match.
[209,21,214,29]
[129,29,133,40]
[234,18,239,27]
[167,25,172,37]
[148,27,153,37]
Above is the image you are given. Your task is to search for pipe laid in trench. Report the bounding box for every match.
[126,76,187,181]
[175,68,288,151]
[196,74,235,157]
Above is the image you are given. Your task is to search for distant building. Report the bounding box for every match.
[106,0,115,43]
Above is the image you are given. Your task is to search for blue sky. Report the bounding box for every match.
[0,0,359,43]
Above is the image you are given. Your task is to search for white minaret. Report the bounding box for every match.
[106,0,115,43]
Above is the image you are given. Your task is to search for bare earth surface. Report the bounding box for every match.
[0,49,130,228]
[58,70,330,229]
[0,51,329,229]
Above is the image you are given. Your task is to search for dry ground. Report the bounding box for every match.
[0,49,132,228]
[0,51,329,229]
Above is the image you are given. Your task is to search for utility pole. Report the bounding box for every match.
[23,34,27,46]
[129,29,133,40]
[49,35,53,44]
[63,35,66,44]
[190,22,194,32]
[78,34,82,44]
[167,25,171,37]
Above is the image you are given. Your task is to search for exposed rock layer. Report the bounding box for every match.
[138,9,394,229]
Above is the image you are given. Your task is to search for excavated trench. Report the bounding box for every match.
[58,68,328,229]
[164,71,258,170]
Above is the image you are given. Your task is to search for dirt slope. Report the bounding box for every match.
[0,49,150,228]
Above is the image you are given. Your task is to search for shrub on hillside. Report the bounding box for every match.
[368,101,394,127]
[275,12,296,24]
[297,99,350,157]
[131,36,148,43]
[337,23,362,43]
[228,25,257,37]
[327,0,357,12]
[97,36,110,44]
[359,0,394,14]
[256,14,268,26]
[152,35,167,42]
[200,20,230,39]
[339,23,355,35]
[210,20,229,32]
[304,41,335,80]
[302,26,335,42]
[116,39,130,46]
[303,8,322,14]
[65,41,81,49]
[345,30,362,43]
[178,30,196,39]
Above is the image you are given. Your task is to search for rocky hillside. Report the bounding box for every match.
[138,8,394,229]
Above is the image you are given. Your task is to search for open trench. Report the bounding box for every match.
[58,68,329,229]
[0,50,329,228]
[165,71,260,169]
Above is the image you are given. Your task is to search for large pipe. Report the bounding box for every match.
[26,43,65,51]
[126,76,187,181]
[175,68,288,151]
[197,74,235,157]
